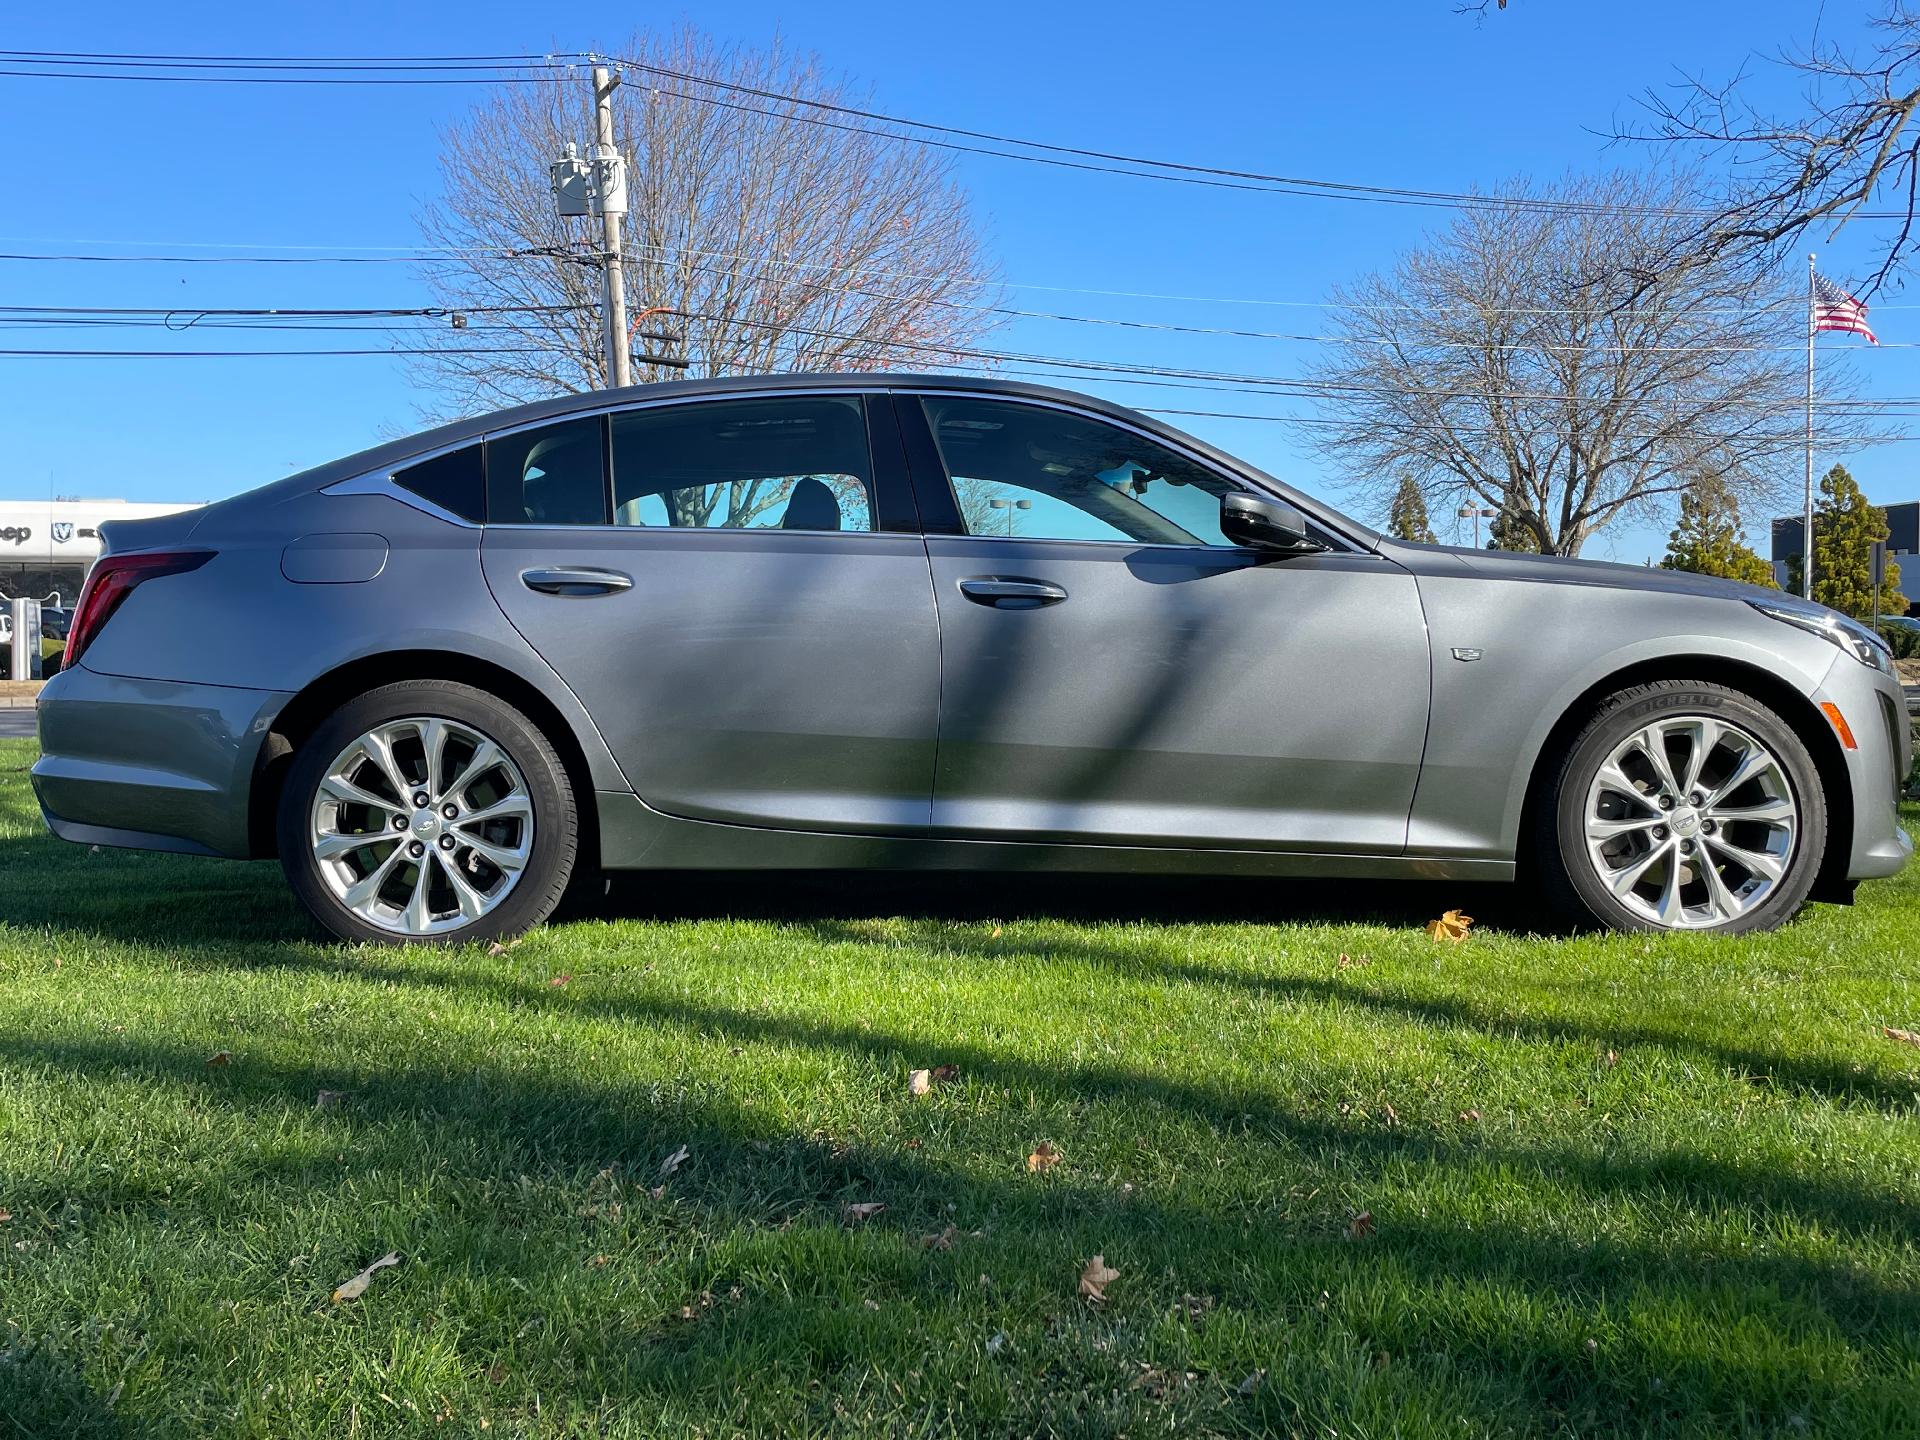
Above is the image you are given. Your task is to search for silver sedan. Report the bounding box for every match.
[31,374,1911,943]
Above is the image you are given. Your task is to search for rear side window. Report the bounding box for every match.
[393,444,485,522]
[609,396,875,533]
[487,417,609,526]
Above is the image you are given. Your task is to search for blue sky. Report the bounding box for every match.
[1,0,1912,564]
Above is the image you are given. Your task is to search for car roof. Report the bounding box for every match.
[354,371,1232,464]
[220,371,1376,546]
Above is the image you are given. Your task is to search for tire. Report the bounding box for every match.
[277,680,578,946]
[1534,680,1826,935]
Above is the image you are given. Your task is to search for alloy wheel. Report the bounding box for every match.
[308,716,534,937]
[1582,714,1798,930]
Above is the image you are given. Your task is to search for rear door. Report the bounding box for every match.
[481,391,942,834]
[899,391,1431,852]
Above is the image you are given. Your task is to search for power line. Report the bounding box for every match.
[6,235,1910,322]
[17,46,1911,223]
[0,67,574,87]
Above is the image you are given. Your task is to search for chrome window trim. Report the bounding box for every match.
[481,384,877,447]
[896,387,1370,554]
[322,468,480,529]
[483,523,905,541]
[921,531,1389,562]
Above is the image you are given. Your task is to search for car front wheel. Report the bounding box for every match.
[1540,680,1827,934]
[277,680,578,945]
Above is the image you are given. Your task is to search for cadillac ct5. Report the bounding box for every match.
[31,374,1911,943]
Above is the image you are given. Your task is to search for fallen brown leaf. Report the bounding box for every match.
[0,1208,12,1224]
[1026,1140,1062,1174]
[1604,1049,1619,1067]
[921,1225,957,1251]
[588,1253,611,1267]
[485,938,522,958]
[930,1063,960,1084]
[647,1185,665,1201]
[658,1144,690,1177]
[205,1051,232,1067]
[908,1069,931,1097]
[1348,1210,1376,1240]
[1337,952,1371,970]
[486,1362,508,1385]
[1381,1102,1401,1127]
[1459,1108,1481,1122]
[547,974,571,988]
[1425,909,1473,943]
[1078,1254,1120,1303]
[1884,1026,1920,1049]
[842,1201,887,1225]
[331,1251,402,1303]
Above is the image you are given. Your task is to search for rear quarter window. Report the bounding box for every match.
[393,445,486,523]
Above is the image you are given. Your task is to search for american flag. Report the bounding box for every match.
[1813,273,1877,344]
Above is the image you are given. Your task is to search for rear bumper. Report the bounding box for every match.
[30,664,291,859]
[1815,657,1913,881]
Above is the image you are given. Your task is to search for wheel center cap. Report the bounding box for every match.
[1670,806,1701,837]
[412,811,440,838]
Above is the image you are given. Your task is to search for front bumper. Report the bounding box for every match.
[31,664,291,859]
[1815,654,1913,881]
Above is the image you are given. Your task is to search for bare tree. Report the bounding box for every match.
[1311,171,1872,556]
[412,28,997,415]
[1633,3,1920,294]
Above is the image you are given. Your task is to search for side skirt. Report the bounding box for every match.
[594,792,1513,883]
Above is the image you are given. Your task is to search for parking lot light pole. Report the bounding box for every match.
[1458,504,1499,549]
[988,495,1032,537]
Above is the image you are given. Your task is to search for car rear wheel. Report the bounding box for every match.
[277,681,577,945]
[1538,681,1826,934]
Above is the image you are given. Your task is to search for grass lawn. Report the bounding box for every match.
[0,735,1917,1438]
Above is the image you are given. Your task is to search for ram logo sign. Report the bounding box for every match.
[50,521,74,544]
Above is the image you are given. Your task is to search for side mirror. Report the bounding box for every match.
[1220,491,1324,554]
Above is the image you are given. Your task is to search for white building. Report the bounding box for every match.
[0,498,202,606]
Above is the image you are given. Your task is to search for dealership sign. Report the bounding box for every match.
[0,500,199,566]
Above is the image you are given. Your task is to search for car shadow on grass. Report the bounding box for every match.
[0,828,1910,1115]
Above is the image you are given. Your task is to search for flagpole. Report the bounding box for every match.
[1805,253,1816,600]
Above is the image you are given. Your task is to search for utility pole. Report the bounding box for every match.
[552,67,686,384]
[593,65,631,389]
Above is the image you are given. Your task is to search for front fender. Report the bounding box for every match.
[1404,573,1838,860]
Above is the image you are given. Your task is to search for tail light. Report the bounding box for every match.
[63,549,214,671]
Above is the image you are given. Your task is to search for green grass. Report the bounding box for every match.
[0,735,1916,1438]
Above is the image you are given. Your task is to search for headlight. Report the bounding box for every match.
[1748,598,1894,675]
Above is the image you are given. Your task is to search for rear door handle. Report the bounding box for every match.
[957,576,1068,609]
[520,565,633,597]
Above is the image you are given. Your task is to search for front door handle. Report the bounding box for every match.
[957,576,1068,609]
[520,565,633,597]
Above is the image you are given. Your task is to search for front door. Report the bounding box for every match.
[900,392,1431,852]
[481,392,941,834]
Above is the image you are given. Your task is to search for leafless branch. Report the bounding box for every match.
[1625,2,1920,294]
[410,27,999,418]
[1310,171,1877,556]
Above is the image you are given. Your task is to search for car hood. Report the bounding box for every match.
[1376,538,1783,603]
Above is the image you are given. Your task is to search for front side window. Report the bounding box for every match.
[487,417,608,526]
[610,396,875,533]
[920,396,1238,546]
